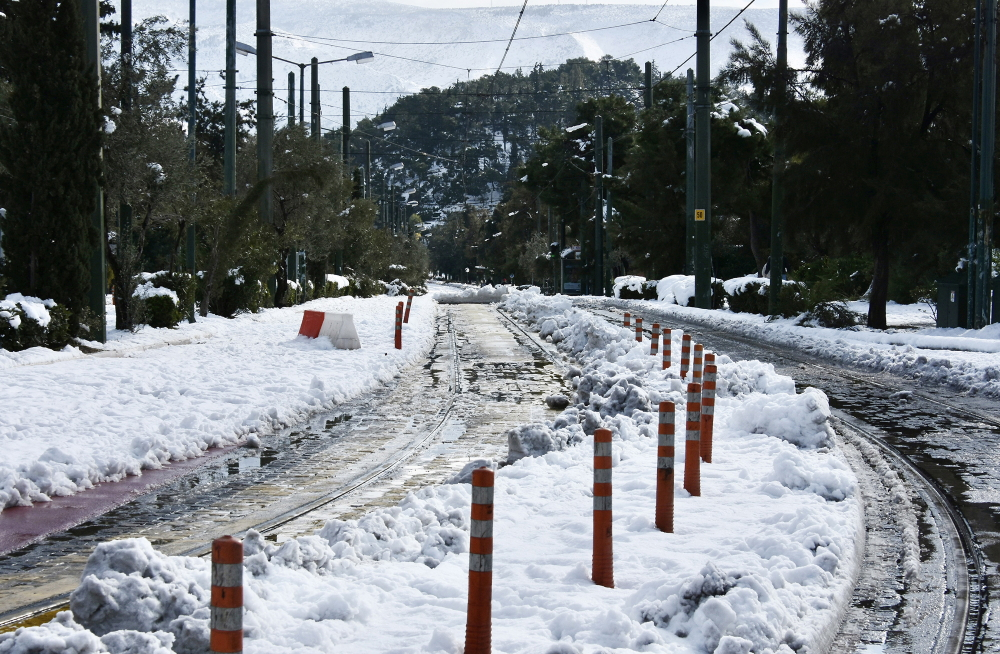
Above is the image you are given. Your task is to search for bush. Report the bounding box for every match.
[133,271,192,328]
[619,281,658,300]
[728,281,769,314]
[797,301,861,328]
[144,294,180,328]
[793,255,871,300]
[0,294,72,351]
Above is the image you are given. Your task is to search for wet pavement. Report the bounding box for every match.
[0,304,571,620]
[584,299,999,654]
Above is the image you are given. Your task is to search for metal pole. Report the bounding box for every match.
[969,0,983,328]
[693,0,712,308]
[81,0,106,342]
[365,140,371,200]
[311,58,320,143]
[644,61,653,109]
[767,0,788,315]
[343,86,351,165]
[288,71,295,126]
[121,0,132,110]
[298,63,306,126]
[185,0,197,323]
[685,69,695,275]
[605,136,614,293]
[223,0,236,196]
[977,0,997,327]
[594,116,604,296]
[256,0,274,224]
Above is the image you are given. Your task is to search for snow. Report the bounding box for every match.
[432,284,510,304]
[325,274,350,289]
[11,286,861,653]
[606,277,1000,397]
[131,282,179,304]
[1,293,56,329]
[0,295,435,511]
[131,2,802,126]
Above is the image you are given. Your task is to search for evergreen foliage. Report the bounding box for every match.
[0,0,103,325]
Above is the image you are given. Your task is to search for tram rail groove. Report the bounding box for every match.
[0,313,463,631]
[573,299,986,654]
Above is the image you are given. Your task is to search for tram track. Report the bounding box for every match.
[0,312,464,629]
[574,299,988,654]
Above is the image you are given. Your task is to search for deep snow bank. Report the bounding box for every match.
[602,289,1000,396]
[6,287,865,654]
[0,295,435,511]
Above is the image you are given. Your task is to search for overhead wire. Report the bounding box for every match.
[669,0,758,75]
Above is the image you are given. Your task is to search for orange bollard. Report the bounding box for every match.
[692,343,704,385]
[394,302,403,350]
[656,401,675,532]
[681,334,691,379]
[701,364,717,463]
[592,428,614,588]
[624,312,631,328]
[210,536,243,654]
[635,317,643,343]
[683,383,701,497]
[650,323,660,357]
[465,467,494,654]
[403,290,414,323]
[662,328,672,370]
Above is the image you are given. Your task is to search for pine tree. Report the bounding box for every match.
[0,0,103,321]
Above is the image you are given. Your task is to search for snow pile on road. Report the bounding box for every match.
[607,294,1000,396]
[0,294,435,511]
[728,387,834,449]
[432,284,509,304]
[20,286,860,653]
[0,610,175,654]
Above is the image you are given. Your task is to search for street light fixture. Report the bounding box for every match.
[319,51,374,65]
[378,121,397,132]
[235,41,256,56]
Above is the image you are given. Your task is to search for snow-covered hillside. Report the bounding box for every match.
[128,0,804,127]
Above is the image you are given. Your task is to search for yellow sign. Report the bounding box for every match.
[695,209,706,222]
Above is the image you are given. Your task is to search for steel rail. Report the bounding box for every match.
[575,300,986,654]
[0,312,463,630]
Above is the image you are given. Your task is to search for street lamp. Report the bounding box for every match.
[378,121,397,132]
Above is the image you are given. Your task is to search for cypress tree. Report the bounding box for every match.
[0,0,103,322]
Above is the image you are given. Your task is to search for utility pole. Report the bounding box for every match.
[693,0,712,308]
[223,0,236,196]
[767,0,788,316]
[288,71,295,126]
[976,0,997,326]
[311,58,320,143]
[686,68,695,275]
[605,136,614,293]
[121,0,132,110]
[81,0,106,342]
[365,140,371,199]
[644,62,653,109]
[969,0,983,328]
[343,87,351,165]
[119,0,133,328]
[594,116,604,296]
[186,0,197,322]
[256,0,274,224]
[298,63,306,126]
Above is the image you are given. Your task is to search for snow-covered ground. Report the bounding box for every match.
[0,295,435,511]
[609,276,1000,397]
[3,288,862,654]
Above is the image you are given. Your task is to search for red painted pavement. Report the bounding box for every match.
[0,443,241,556]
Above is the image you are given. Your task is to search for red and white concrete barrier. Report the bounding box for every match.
[298,310,361,349]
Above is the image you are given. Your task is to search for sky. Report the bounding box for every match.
[394,0,809,7]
